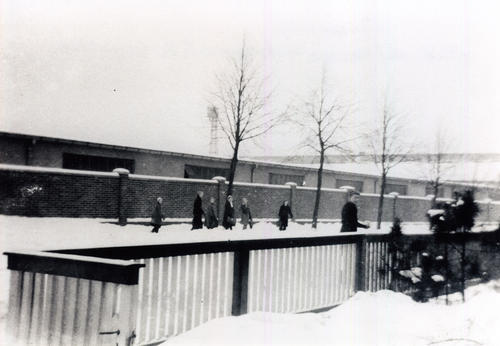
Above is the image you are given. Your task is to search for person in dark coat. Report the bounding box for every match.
[341,191,369,232]
[278,200,293,231]
[150,197,165,233]
[240,198,253,230]
[205,197,219,229]
[222,195,235,230]
[191,191,204,230]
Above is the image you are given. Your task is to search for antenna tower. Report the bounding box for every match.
[207,106,219,156]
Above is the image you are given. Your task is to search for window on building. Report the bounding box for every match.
[269,173,304,186]
[63,153,135,173]
[184,164,229,180]
[425,183,444,197]
[385,183,408,195]
[336,179,364,192]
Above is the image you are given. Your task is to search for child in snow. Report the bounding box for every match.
[150,197,165,233]
[240,198,253,229]
[205,196,219,229]
[223,195,235,230]
[191,191,204,230]
[278,200,293,231]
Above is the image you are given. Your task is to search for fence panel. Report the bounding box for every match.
[247,243,357,313]
[4,251,143,346]
[363,239,391,292]
[134,252,234,345]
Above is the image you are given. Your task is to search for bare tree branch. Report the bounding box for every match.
[210,42,286,194]
[292,73,355,228]
[368,97,412,228]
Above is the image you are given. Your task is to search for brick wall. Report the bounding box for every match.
[395,196,432,222]
[127,177,218,219]
[357,194,394,221]
[231,183,291,219]
[294,187,346,219]
[1,165,499,224]
[0,167,118,217]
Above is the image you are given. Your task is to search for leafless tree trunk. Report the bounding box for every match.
[427,129,453,207]
[370,99,411,229]
[210,42,283,195]
[294,75,354,228]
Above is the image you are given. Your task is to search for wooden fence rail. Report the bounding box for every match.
[5,231,499,346]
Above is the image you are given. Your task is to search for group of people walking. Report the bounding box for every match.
[150,192,295,232]
[151,190,368,233]
[195,193,257,231]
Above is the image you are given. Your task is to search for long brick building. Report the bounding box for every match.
[0,131,496,199]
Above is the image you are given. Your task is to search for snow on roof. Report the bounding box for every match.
[298,161,500,185]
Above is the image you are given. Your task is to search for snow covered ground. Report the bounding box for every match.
[0,216,498,345]
[164,281,500,346]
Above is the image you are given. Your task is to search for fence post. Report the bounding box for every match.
[114,168,130,226]
[355,235,367,292]
[285,182,297,210]
[213,176,226,221]
[231,249,250,316]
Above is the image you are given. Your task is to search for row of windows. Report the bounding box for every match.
[184,165,229,180]
[335,179,364,192]
[269,173,304,186]
[385,183,408,196]
[61,155,414,195]
[425,184,445,197]
[62,153,135,173]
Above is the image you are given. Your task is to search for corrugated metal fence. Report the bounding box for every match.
[5,232,496,345]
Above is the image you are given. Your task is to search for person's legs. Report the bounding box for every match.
[151,225,160,233]
[192,216,202,230]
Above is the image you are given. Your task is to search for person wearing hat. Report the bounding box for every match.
[340,191,369,232]
[150,197,165,233]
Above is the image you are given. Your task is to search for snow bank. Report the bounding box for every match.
[165,281,500,346]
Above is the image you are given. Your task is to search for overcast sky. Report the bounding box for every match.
[1,0,499,158]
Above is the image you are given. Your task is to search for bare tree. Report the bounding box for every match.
[294,75,354,228]
[370,99,411,229]
[210,43,282,195]
[426,129,454,207]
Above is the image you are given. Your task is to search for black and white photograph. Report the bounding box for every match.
[1,0,500,345]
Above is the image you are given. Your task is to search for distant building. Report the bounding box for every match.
[0,131,497,199]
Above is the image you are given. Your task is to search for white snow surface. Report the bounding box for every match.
[163,281,500,346]
[0,216,499,345]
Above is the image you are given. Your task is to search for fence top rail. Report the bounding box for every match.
[4,250,145,285]
[130,174,218,184]
[49,230,496,260]
[51,234,365,260]
[364,231,495,243]
[0,163,118,178]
